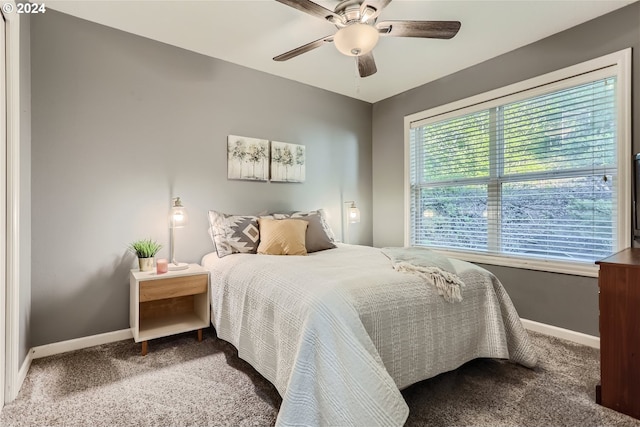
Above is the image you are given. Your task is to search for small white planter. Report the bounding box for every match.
[138,257,154,272]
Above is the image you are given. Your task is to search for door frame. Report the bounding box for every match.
[0,5,6,411]
[2,0,20,405]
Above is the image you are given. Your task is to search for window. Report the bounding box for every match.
[405,50,631,277]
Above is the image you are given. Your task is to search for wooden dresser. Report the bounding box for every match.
[596,248,640,419]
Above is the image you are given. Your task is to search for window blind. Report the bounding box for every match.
[409,77,617,263]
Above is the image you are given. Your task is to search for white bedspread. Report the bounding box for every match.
[202,244,537,427]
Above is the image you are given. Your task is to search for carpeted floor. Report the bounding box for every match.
[1,328,638,427]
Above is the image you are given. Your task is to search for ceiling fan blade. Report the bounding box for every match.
[357,52,377,78]
[360,0,392,22]
[275,0,344,24]
[377,20,461,39]
[273,35,334,62]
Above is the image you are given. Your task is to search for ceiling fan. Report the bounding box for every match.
[273,0,461,78]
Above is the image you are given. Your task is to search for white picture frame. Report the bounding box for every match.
[227,135,269,181]
[270,141,305,183]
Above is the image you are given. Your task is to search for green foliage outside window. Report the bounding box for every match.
[411,77,617,262]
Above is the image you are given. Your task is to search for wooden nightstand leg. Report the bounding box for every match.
[141,341,148,356]
[197,329,203,342]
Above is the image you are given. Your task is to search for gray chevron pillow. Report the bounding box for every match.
[208,211,260,258]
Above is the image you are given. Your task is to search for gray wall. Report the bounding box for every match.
[372,2,640,336]
[30,11,372,346]
[29,3,638,348]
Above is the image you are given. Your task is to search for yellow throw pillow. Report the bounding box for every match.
[257,218,309,255]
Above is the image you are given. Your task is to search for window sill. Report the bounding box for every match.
[429,248,600,278]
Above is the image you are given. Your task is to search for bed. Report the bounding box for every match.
[202,237,537,426]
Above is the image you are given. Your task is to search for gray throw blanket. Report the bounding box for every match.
[381,247,464,303]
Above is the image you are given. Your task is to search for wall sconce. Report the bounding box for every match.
[343,201,361,244]
[169,197,189,271]
[347,201,361,224]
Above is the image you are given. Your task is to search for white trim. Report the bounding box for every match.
[616,48,632,250]
[31,329,133,360]
[403,121,411,246]
[16,349,31,394]
[431,248,600,278]
[521,318,600,349]
[405,49,630,126]
[404,48,632,274]
[3,1,20,404]
[0,7,6,410]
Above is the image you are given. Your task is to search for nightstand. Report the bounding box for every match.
[130,263,210,356]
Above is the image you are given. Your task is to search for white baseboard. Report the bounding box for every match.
[521,318,600,349]
[26,321,597,359]
[25,321,598,358]
[30,329,133,360]
[16,350,33,396]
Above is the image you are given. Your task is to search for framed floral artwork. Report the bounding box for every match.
[227,135,269,181]
[270,141,305,183]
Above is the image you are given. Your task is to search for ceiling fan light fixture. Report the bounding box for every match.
[333,23,379,57]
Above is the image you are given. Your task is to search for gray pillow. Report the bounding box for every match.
[208,210,260,258]
[268,209,336,253]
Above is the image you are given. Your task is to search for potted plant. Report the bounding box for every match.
[129,238,162,272]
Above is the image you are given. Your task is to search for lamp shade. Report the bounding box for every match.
[348,203,361,224]
[168,197,189,270]
[170,197,188,228]
[333,23,380,57]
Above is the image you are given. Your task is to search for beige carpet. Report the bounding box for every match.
[1,329,638,427]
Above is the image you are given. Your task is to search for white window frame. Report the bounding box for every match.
[404,48,632,278]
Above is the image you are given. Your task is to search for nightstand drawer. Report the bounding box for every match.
[139,274,208,302]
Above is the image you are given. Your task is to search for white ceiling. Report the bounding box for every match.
[45,0,636,103]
